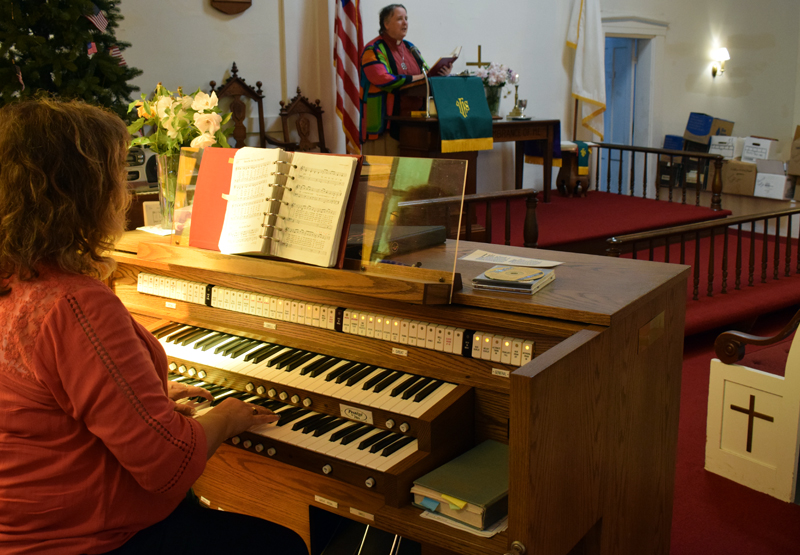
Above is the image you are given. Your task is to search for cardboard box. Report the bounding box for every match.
[708,158,757,196]
[787,126,800,176]
[683,112,735,145]
[741,136,779,163]
[660,134,686,162]
[754,159,793,200]
[708,136,745,160]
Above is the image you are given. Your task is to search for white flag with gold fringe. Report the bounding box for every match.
[567,0,606,140]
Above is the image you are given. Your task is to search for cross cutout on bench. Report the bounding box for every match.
[730,394,774,452]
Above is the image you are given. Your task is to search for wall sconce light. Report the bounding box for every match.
[711,47,730,77]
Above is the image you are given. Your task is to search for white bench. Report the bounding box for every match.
[705,315,800,501]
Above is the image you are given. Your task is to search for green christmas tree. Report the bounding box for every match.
[0,0,142,118]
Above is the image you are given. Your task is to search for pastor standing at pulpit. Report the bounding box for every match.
[359,3,452,155]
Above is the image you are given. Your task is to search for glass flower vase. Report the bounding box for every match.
[484,84,503,117]
[156,153,180,231]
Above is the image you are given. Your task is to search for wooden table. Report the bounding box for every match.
[390,116,560,201]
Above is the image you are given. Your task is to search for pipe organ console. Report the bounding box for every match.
[111,233,687,555]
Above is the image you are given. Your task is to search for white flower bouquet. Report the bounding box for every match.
[127,83,232,155]
[474,62,518,87]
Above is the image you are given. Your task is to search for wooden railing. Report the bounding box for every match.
[606,208,800,301]
[581,143,726,211]
[397,189,539,248]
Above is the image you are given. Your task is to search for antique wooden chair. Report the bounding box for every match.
[210,64,328,152]
[210,62,267,148]
[705,310,800,501]
[275,87,330,153]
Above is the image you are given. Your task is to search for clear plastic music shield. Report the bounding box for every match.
[170,147,204,246]
[346,155,467,300]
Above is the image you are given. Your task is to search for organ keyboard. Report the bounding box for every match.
[112,234,687,555]
[156,321,472,505]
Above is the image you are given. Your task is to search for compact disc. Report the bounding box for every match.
[483,266,544,282]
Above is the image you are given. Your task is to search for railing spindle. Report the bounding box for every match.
[680,233,686,265]
[606,148,612,193]
[694,157,702,207]
[642,153,649,200]
[761,218,769,283]
[693,230,701,300]
[617,150,623,195]
[773,215,781,280]
[735,223,742,291]
[668,155,675,203]
[630,151,636,196]
[722,227,729,294]
[707,227,715,297]
[749,221,756,287]
[681,162,688,205]
[786,214,793,277]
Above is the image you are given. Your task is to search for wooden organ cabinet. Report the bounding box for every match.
[111,231,688,555]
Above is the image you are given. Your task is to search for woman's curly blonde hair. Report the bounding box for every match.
[0,99,131,294]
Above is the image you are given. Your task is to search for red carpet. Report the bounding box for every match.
[621,231,800,336]
[479,190,731,248]
[672,308,800,554]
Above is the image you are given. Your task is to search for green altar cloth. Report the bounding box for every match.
[429,76,493,153]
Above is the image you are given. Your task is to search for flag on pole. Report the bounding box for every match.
[109,45,127,66]
[84,4,109,32]
[333,0,363,154]
[567,0,605,140]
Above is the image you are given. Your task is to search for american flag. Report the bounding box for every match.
[87,42,97,56]
[85,4,108,32]
[333,0,363,154]
[109,45,126,66]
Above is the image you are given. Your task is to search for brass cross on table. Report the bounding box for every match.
[465,45,490,69]
[730,394,774,452]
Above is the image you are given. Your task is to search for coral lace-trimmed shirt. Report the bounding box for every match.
[0,266,207,554]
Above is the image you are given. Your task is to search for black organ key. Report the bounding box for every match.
[310,358,345,378]
[271,349,306,369]
[345,366,378,387]
[292,413,327,432]
[402,377,433,400]
[167,327,199,344]
[301,356,338,376]
[325,361,359,382]
[244,343,275,362]
[329,423,366,442]
[372,371,403,393]
[362,369,393,390]
[358,430,393,450]
[224,338,259,358]
[302,415,338,434]
[180,329,211,346]
[369,433,403,453]
[276,408,311,427]
[313,418,348,437]
[390,376,421,397]
[198,333,233,351]
[152,322,184,339]
[252,344,286,365]
[340,425,373,445]
[334,363,366,384]
[380,435,415,456]
[215,337,246,355]
[228,339,260,358]
[414,380,445,402]
[284,352,317,371]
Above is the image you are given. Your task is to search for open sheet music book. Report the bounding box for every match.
[217,147,359,267]
[427,46,461,77]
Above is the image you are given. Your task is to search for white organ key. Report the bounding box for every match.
[374,439,419,471]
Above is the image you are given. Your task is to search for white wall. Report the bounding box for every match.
[117,0,800,192]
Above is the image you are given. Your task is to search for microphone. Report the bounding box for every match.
[423,71,431,118]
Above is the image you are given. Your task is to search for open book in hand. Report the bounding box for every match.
[217,147,360,267]
[427,46,461,77]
